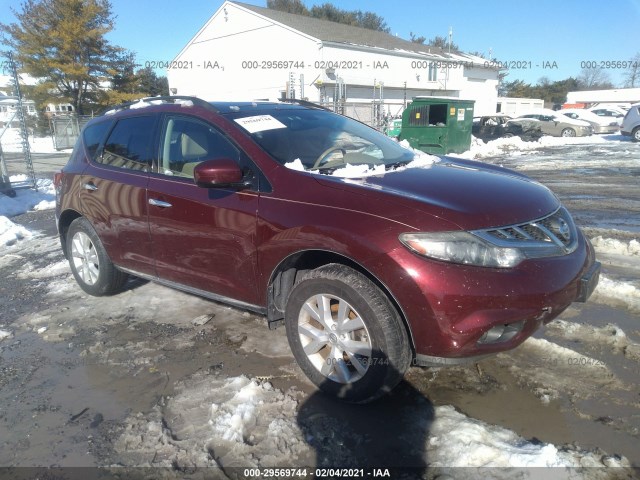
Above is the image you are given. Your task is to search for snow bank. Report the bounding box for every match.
[453,134,620,160]
[0,175,55,217]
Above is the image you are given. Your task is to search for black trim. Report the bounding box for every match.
[117,266,267,316]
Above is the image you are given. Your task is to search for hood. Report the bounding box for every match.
[315,159,560,231]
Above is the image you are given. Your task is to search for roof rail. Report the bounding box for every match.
[278,98,331,111]
[101,96,217,116]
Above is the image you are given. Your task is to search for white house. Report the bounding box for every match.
[168,1,501,120]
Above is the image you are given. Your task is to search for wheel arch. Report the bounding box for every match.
[58,209,83,258]
[266,249,416,353]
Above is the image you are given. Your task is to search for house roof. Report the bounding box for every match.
[232,1,462,60]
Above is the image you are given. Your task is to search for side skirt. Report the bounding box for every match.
[117,267,268,316]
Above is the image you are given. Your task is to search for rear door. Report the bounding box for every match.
[79,115,157,275]
[147,114,261,305]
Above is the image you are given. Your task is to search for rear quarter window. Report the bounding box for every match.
[82,121,112,161]
[100,116,157,171]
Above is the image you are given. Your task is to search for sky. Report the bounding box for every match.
[1,0,639,87]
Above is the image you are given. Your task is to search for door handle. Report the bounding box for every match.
[83,183,98,191]
[149,198,172,208]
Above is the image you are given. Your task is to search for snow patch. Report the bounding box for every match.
[545,319,632,352]
[114,374,306,469]
[0,329,13,341]
[331,163,387,178]
[430,405,612,468]
[0,128,59,153]
[593,275,640,312]
[591,236,640,257]
[283,141,439,178]
[284,158,305,171]
[0,215,32,247]
[0,176,56,217]
[498,337,623,403]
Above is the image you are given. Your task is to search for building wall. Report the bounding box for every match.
[168,3,320,100]
[496,97,544,116]
[169,1,499,116]
[566,88,640,106]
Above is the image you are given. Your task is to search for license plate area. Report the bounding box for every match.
[576,261,601,303]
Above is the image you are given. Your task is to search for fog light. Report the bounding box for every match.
[477,321,525,345]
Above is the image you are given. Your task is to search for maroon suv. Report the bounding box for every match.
[55,97,600,402]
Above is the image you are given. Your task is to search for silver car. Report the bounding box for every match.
[561,109,619,134]
[512,111,593,137]
[621,103,640,142]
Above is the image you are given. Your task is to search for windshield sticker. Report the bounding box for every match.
[234,115,287,133]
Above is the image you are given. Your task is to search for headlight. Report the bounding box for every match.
[399,231,524,268]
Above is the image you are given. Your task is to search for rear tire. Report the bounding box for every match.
[66,217,128,296]
[285,264,411,403]
[632,127,640,142]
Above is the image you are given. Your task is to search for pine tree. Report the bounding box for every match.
[1,0,127,114]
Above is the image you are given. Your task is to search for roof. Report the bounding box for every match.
[232,1,468,60]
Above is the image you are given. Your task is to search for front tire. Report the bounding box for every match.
[561,128,576,137]
[632,127,640,142]
[285,264,411,403]
[66,217,128,296]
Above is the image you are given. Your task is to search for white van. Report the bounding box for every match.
[620,103,640,142]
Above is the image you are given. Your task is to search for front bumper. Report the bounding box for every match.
[379,230,598,360]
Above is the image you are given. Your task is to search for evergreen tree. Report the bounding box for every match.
[1,0,128,114]
[410,32,427,44]
[427,35,460,53]
[266,0,308,15]
[267,0,389,32]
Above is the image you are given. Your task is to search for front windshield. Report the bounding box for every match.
[231,108,416,173]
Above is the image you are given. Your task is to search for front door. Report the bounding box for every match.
[147,114,260,305]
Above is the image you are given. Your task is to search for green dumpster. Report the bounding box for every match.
[398,97,475,155]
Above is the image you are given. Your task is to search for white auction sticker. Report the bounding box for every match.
[234,115,287,133]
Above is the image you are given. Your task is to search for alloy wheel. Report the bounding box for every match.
[297,294,372,383]
[70,231,100,285]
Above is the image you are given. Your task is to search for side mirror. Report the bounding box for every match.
[193,158,251,189]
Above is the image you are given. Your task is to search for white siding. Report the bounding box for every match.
[497,97,544,116]
[169,1,500,117]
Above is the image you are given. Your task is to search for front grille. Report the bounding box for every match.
[474,207,578,258]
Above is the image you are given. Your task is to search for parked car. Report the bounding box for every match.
[588,107,626,126]
[511,109,593,137]
[54,96,600,403]
[472,114,543,142]
[560,108,619,134]
[621,103,640,142]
